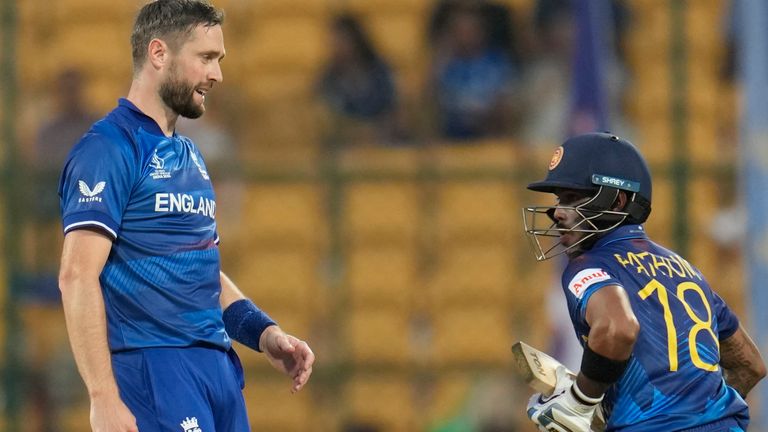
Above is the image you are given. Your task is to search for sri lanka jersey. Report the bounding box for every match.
[562,224,749,431]
[59,98,230,352]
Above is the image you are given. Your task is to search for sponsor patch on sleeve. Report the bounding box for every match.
[568,268,612,298]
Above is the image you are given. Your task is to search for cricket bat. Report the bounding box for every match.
[511,341,606,431]
[511,340,571,396]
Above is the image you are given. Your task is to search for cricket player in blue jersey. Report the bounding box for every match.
[521,133,765,431]
[57,1,314,431]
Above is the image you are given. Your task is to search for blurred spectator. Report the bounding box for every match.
[20,67,96,432]
[521,0,633,147]
[316,13,406,147]
[428,0,523,65]
[426,1,524,141]
[25,67,98,300]
[33,68,99,218]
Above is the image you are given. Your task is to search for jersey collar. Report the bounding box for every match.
[594,224,647,249]
[117,98,176,137]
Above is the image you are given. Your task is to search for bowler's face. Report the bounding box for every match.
[160,24,225,118]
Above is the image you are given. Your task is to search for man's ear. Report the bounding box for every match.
[613,191,629,212]
[147,38,168,70]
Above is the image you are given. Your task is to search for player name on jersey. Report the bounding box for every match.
[154,193,216,219]
[613,251,701,281]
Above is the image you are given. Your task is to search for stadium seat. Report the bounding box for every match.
[339,145,421,174]
[690,177,719,230]
[430,305,511,366]
[239,97,323,160]
[643,178,673,246]
[246,0,331,17]
[241,71,315,105]
[46,25,131,79]
[47,0,139,24]
[344,307,413,365]
[687,116,719,164]
[343,181,421,245]
[233,248,322,312]
[346,246,417,309]
[241,183,325,245]
[625,5,670,54]
[243,376,313,431]
[240,17,327,72]
[341,0,429,16]
[626,68,671,125]
[434,180,517,243]
[366,13,426,70]
[685,2,724,57]
[431,140,519,171]
[422,373,474,426]
[634,119,673,165]
[59,402,91,431]
[87,76,130,114]
[344,373,417,432]
[428,244,514,308]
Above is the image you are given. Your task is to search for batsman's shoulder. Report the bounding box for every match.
[562,252,615,280]
[562,254,619,300]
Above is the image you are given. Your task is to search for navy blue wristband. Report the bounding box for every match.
[222,299,277,352]
[581,344,629,384]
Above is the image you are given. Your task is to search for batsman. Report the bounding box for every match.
[521,132,766,431]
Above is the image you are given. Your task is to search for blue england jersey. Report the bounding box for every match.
[59,98,230,352]
[562,224,749,431]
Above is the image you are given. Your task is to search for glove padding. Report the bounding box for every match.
[526,366,603,432]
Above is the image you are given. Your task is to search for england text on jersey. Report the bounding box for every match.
[154,193,216,219]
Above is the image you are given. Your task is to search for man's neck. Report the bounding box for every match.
[126,78,177,137]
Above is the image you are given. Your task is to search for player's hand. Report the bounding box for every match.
[526,366,601,432]
[90,391,139,432]
[260,325,315,393]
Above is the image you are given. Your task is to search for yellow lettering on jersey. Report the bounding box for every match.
[635,252,656,277]
[671,254,701,280]
[651,253,672,278]
[614,251,701,281]
[664,255,687,278]
[614,253,631,268]
[627,252,650,277]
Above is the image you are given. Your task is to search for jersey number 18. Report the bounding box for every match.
[638,279,719,372]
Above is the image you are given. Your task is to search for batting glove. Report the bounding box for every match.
[526,366,603,432]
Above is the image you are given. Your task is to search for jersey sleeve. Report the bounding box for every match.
[711,290,740,340]
[58,130,138,239]
[562,258,623,324]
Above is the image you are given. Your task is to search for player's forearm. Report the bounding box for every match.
[60,276,119,398]
[219,270,247,310]
[723,367,763,398]
[720,326,767,397]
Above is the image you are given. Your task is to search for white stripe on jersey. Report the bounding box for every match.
[64,220,118,239]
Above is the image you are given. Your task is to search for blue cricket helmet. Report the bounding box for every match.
[522,133,653,260]
[527,132,652,206]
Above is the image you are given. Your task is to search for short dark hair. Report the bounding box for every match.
[131,0,224,72]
